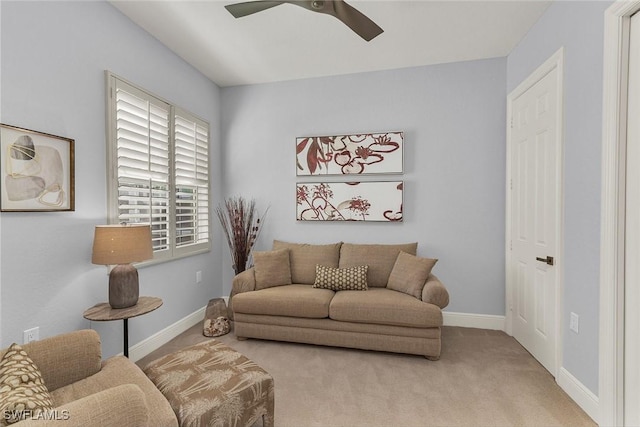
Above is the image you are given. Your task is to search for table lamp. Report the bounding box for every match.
[92,224,153,309]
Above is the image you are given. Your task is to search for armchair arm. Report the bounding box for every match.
[421,274,449,309]
[16,384,149,427]
[229,267,256,320]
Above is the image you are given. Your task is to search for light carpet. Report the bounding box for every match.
[137,324,595,427]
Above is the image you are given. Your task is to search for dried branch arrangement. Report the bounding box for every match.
[216,197,268,275]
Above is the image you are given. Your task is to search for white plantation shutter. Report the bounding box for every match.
[107,73,211,261]
[174,110,209,251]
[115,81,171,253]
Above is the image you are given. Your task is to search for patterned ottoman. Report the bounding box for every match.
[144,340,274,427]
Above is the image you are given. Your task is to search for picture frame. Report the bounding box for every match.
[296,131,404,176]
[0,123,75,212]
[296,181,403,222]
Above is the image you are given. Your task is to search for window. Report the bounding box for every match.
[106,72,210,261]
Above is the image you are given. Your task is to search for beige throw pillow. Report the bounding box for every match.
[313,265,368,291]
[253,249,292,290]
[387,251,438,299]
[0,343,54,425]
[340,243,418,287]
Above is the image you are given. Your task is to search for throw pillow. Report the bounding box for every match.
[313,264,368,291]
[0,343,54,425]
[339,243,418,287]
[387,251,438,299]
[253,249,292,290]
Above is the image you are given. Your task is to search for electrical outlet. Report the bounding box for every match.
[570,312,579,334]
[196,271,202,284]
[23,327,39,344]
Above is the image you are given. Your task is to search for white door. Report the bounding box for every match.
[625,12,640,426]
[507,51,563,376]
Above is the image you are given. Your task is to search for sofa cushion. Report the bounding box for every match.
[329,288,442,328]
[313,265,368,291]
[233,285,334,318]
[52,355,178,427]
[273,240,342,284]
[339,243,418,287]
[41,384,150,427]
[9,329,102,393]
[387,251,438,299]
[273,240,342,285]
[254,249,292,290]
[0,343,53,425]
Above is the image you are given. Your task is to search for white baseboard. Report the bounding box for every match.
[443,311,505,330]
[557,367,599,424]
[129,306,206,362]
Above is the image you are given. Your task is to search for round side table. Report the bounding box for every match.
[83,296,163,357]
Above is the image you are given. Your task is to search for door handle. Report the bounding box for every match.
[536,256,554,266]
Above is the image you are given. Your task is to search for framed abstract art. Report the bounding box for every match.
[296,181,403,222]
[296,131,403,176]
[0,123,75,212]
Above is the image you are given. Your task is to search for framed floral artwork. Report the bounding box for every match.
[296,181,403,222]
[0,123,75,212]
[296,131,403,176]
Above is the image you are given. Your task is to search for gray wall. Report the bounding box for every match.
[0,1,223,357]
[221,58,507,316]
[507,0,611,395]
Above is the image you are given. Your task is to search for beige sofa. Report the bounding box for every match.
[1,329,177,427]
[231,241,449,360]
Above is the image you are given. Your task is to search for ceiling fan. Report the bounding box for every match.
[224,1,384,42]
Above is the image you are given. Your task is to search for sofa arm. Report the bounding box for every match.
[229,267,257,320]
[421,274,449,309]
[16,384,149,427]
[16,330,102,392]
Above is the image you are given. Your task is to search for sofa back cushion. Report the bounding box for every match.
[254,249,292,290]
[0,330,102,393]
[273,240,342,284]
[339,243,418,287]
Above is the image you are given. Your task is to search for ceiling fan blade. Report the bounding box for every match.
[225,1,285,18]
[332,0,383,41]
[226,0,383,42]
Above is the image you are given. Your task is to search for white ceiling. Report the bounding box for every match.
[111,0,552,87]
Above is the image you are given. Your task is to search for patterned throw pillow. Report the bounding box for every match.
[313,265,368,291]
[0,343,54,425]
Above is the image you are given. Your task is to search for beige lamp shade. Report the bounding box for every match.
[92,224,153,265]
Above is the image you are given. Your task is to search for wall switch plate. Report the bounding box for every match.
[23,327,39,344]
[570,312,579,334]
[196,271,202,284]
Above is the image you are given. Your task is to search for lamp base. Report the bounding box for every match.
[109,264,139,309]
